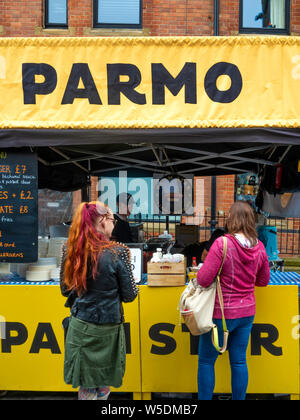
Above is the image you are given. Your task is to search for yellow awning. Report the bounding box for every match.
[0,36,300,129]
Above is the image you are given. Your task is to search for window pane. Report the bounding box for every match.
[243,0,263,28]
[97,0,140,25]
[242,0,285,29]
[270,0,285,29]
[48,0,67,24]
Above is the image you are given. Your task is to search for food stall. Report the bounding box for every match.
[0,36,300,399]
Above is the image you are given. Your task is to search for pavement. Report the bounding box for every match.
[0,391,291,400]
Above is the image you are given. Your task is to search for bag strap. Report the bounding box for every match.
[216,236,227,277]
[212,236,229,354]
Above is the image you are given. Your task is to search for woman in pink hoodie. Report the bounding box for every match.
[197,201,270,400]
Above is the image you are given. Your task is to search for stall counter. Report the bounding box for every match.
[0,272,299,400]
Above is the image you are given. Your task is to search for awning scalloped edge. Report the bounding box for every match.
[1,120,300,129]
[0,35,300,48]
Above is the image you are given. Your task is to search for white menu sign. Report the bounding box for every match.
[129,246,142,283]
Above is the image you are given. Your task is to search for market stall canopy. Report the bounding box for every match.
[15,141,300,189]
[0,36,299,187]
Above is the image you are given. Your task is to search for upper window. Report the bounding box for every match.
[45,0,68,28]
[240,0,290,34]
[93,0,142,29]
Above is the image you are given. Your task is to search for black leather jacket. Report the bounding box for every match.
[60,244,138,324]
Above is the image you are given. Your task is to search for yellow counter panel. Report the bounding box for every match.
[0,283,299,398]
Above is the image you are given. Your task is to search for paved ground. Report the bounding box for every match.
[0,391,291,400]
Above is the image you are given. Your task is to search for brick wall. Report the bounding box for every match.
[216,175,236,215]
[0,1,40,37]
[192,175,235,217]
[72,176,98,215]
[184,175,235,242]
[144,0,215,36]
[219,0,239,35]
[291,0,300,34]
[1,1,300,37]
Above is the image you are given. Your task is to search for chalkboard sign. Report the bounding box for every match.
[0,151,38,263]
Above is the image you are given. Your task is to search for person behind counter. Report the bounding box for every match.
[182,229,225,266]
[60,201,138,400]
[111,192,135,244]
[200,228,226,262]
[197,201,270,400]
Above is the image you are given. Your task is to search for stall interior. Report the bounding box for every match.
[0,138,299,283]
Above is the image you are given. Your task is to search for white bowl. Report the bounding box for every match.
[50,268,60,280]
[37,257,57,266]
[26,271,51,281]
[28,265,56,271]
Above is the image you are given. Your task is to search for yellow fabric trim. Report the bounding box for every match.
[1,35,300,47]
[0,120,299,130]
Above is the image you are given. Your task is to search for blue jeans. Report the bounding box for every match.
[197,316,254,400]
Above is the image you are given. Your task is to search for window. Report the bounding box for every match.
[93,0,142,28]
[45,0,68,28]
[240,0,290,34]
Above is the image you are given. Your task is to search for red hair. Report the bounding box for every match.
[63,201,117,295]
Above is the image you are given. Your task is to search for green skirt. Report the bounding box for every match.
[64,316,126,389]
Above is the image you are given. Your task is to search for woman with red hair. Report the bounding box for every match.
[60,201,138,400]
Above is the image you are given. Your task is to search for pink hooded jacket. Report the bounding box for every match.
[197,234,270,319]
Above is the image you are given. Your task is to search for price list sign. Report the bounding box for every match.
[0,151,38,263]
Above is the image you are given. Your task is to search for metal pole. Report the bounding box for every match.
[210,0,219,232]
[210,176,217,232]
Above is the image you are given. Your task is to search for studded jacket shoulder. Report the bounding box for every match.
[60,242,139,324]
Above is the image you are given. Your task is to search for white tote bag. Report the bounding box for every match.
[178,236,229,353]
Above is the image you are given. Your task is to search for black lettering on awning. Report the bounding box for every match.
[61,63,102,105]
[152,62,197,105]
[107,64,146,105]
[204,62,242,103]
[22,63,57,104]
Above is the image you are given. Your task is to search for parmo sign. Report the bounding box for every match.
[1,36,300,129]
[22,61,242,106]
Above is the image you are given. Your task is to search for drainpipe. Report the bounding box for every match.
[210,0,219,232]
[214,0,219,36]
